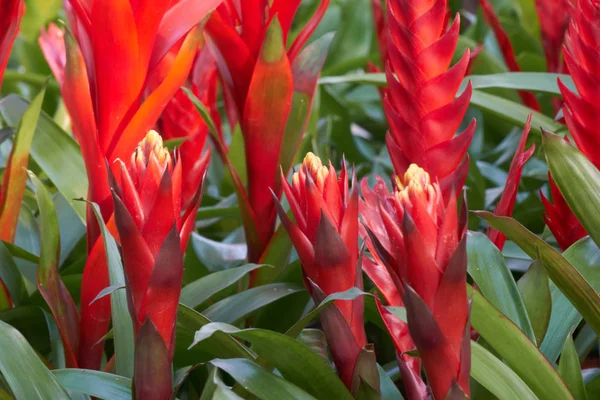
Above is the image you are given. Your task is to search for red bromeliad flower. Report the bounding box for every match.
[275,153,377,392]
[384,0,476,198]
[360,178,427,400]
[206,1,332,263]
[540,0,600,250]
[488,115,535,250]
[362,165,470,399]
[111,131,207,398]
[480,0,542,111]
[39,0,220,369]
[0,0,24,92]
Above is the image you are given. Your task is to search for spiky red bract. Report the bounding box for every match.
[384,0,476,199]
[488,115,535,250]
[360,165,470,399]
[206,1,331,263]
[112,131,207,394]
[276,153,370,391]
[39,0,220,370]
[535,0,571,73]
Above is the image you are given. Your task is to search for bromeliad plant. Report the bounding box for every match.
[2,1,600,400]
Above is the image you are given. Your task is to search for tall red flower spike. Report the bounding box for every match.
[0,0,24,92]
[542,0,600,250]
[479,0,542,111]
[360,178,427,400]
[488,115,535,250]
[275,153,378,393]
[384,0,476,199]
[362,165,470,399]
[206,1,332,264]
[39,0,220,369]
[111,131,207,398]
[535,0,571,74]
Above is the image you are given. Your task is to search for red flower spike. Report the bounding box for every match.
[385,0,476,198]
[40,0,218,370]
[112,132,206,392]
[360,165,470,399]
[0,278,11,312]
[206,2,331,265]
[479,0,542,111]
[276,153,373,392]
[488,114,535,250]
[0,0,24,92]
[535,0,571,73]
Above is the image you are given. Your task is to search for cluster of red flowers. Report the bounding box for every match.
[0,0,597,399]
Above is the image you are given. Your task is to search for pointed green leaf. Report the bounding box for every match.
[558,335,587,400]
[518,257,552,346]
[53,369,132,400]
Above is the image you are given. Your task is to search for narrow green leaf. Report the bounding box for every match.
[192,324,354,400]
[202,283,304,324]
[544,132,600,251]
[469,286,573,400]
[0,241,28,306]
[574,324,597,362]
[31,172,80,368]
[467,231,535,342]
[200,368,243,400]
[541,238,600,362]
[211,358,317,400]
[0,85,46,242]
[53,369,132,400]
[0,95,87,221]
[470,341,537,400]
[1,241,39,263]
[0,320,70,399]
[558,335,587,400]
[175,304,254,367]
[475,212,600,340]
[180,264,269,309]
[518,257,552,346]
[377,364,404,400]
[86,202,134,378]
[251,222,293,286]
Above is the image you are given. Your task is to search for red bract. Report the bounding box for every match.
[39,0,220,369]
[360,178,426,400]
[480,0,542,111]
[275,153,376,392]
[111,131,207,398]
[206,1,332,263]
[0,0,24,92]
[535,0,571,73]
[384,0,476,198]
[362,165,470,399]
[488,115,535,250]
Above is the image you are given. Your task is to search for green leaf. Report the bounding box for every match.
[251,222,293,286]
[377,364,404,400]
[192,324,354,400]
[180,264,269,309]
[175,304,254,367]
[30,172,79,367]
[467,231,535,342]
[0,241,28,306]
[285,287,368,338]
[518,257,552,346]
[543,132,600,252]
[86,202,134,378]
[475,212,600,341]
[470,340,537,400]
[53,369,132,400]
[202,283,304,324]
[0,320,70,399]
[1,241,39,263]
[200,368,244,400]
[558,335,587,400]
[211,358,317,400]
[541,238,600,362]
[0,85,45,242]
[468,285,573,400]
[0,95,87,221]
